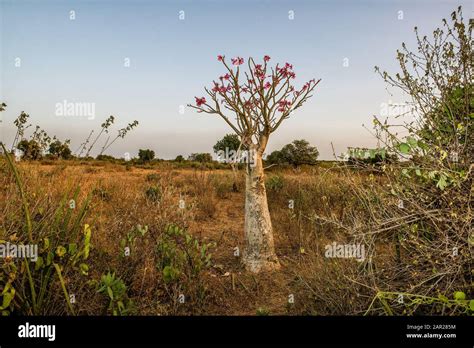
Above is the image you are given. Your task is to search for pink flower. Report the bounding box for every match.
[217,55,224,62]
[301,81,312,92]
[278,100,291,112]
[231,57,244,66]
[264,55,271,62]
[195,97,206,106]
[264,82,271,89]
[242,87,249,93]
[212,82,220,92]
[277,63,295,79]
[223,73,231,80]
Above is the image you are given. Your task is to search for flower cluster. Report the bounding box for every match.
[277,62,296,79]
[278,100,292,112]
[231,57,244,66]
[212,81,232,93]
[301,78,316,92]
[254,64,266,80]
[194,55,318,114]
[219,73,231,81]
[195,97,206,106]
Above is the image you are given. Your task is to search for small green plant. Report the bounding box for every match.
[365,291,474,316]
[97,271,134,316]
[119,224,148,257]
[256,307,270,316]
[214,181,231,199]
[156,224,213,283]
[145,185,161,202]
[155,224,214,312]
[266,175,284,191]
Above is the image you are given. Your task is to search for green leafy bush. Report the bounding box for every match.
[155,224,214,312]
[145,185,161,202]
[266,175,284,191]
[97,271,134,316]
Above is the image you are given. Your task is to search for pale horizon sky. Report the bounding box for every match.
[0,0,471,159]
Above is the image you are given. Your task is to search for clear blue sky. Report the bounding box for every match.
[0,0,470,159]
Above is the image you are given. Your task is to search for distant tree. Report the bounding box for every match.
[266,149,284,165]
[267,140,319,167]
[48,139,72,159]
[174,155,185,162]
[17,139,42,160]
[188,153,213,163]
[280,139,319,167]
[138,149,155,163]
[214,134,243,192]
[96,154,115,161]
[213,134,241,154]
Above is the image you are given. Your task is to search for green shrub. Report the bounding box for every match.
[49,140,72,159]
[138,149,155,163]
[145,185,161,202]
[97,271,134,316]
[188,153,213,163]
[215,181,231,199]
[155,224,214,311]
[266,175,284,191]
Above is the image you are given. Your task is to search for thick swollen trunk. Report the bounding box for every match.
[242,150,280,273]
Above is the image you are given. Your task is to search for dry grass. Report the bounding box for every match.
[0,160,470,315]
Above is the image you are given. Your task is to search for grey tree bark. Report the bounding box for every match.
[242,145,280,273]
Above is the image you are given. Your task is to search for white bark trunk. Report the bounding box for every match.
[242,148,280,273]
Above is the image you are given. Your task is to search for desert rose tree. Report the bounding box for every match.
[189,55,320,272]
